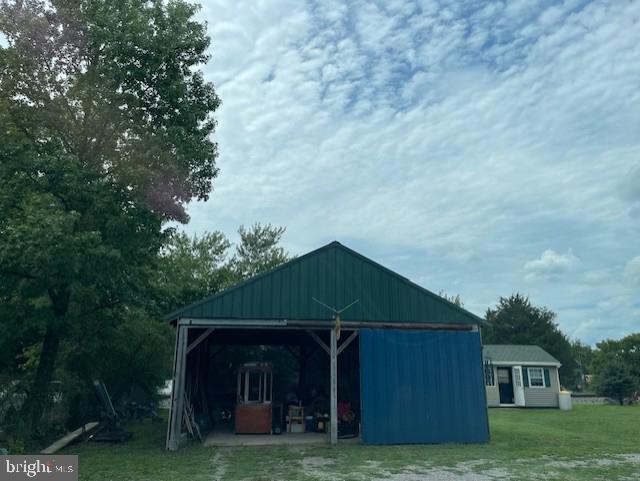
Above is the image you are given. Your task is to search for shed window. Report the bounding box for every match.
[527,367,545,387]
[484,362,494,386]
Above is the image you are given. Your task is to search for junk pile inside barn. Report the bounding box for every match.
[165,241,490,449]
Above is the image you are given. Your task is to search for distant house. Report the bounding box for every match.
[483,345,562,408]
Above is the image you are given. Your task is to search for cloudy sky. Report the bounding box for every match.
[183,0,639,345]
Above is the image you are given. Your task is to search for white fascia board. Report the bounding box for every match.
[490,361,562,367]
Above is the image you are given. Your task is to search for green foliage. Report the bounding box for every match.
[158,231,233,313]
[483,294,576,386]
[591,333,640,403]
[438,291,464,307]
[593,333,640,380]
[0,0,219,441]
[63,308,174,401]
[229,223,292,281]
[0,0,220,222]
[593,359,637,405]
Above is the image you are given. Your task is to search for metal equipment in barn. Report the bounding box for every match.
[89,380,132,443]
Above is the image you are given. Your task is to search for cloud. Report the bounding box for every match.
[621,165,640,219]
[182,0,640,344]
[624,256,640,285]
[524,249,579,281]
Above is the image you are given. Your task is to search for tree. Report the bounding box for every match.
[158,231,233,314]
[438,291,464,307]
[229,223,293,281]
[483,294,576,386]
[591,333,640,403]
[0,0,220,438]
[570,340,594,390]
[593,359,637,405]
[593,333,640,381]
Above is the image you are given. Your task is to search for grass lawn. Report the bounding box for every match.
[68,405,640,481]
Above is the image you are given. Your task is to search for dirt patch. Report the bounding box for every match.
[369,460,513,481]
[211,451,227,481]
[301,456,337,481]
[546,454,640,469]
[298,454,640,480]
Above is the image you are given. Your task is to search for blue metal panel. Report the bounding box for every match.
[360,329,490,444]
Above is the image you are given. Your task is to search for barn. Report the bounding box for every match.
[165,241,490,450]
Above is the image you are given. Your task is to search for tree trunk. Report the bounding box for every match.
[23,288,69,437]
[26,322,61,434]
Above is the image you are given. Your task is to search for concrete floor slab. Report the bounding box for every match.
[204,431,331,447]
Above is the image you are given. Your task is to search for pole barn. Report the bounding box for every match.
[165,241,489,450]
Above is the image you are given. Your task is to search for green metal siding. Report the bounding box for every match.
[167,242,482,325]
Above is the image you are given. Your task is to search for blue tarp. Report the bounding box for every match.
[360,329,490,444]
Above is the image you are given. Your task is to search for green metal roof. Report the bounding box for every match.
[483,345,561,365]
[167,241,483,325]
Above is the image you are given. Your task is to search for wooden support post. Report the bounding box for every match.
[166,323,181,450]
[330,327,338,445]
[167,323,188,450]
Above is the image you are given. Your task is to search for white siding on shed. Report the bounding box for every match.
[485,365,561,408]
[523,367,560,407]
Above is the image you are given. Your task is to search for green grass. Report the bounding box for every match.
[68,405,640,481]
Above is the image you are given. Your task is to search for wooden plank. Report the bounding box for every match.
[306,329,330,355]
[41,422,99,454]
[186,328,214,355]
[330,328,338,445]
[337,330,358,356]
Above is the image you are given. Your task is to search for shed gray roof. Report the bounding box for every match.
[482,345,561,366]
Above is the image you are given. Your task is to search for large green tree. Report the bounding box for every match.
[483,294,576,386]
[593,333,640,381]
[0,0,219,438]
[593,359,637,405]
[591,333,640,403]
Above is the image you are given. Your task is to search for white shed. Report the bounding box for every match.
[483,345,562,408]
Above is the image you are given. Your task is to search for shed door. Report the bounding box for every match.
[359,329,489,444]
[512,366,526,407]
